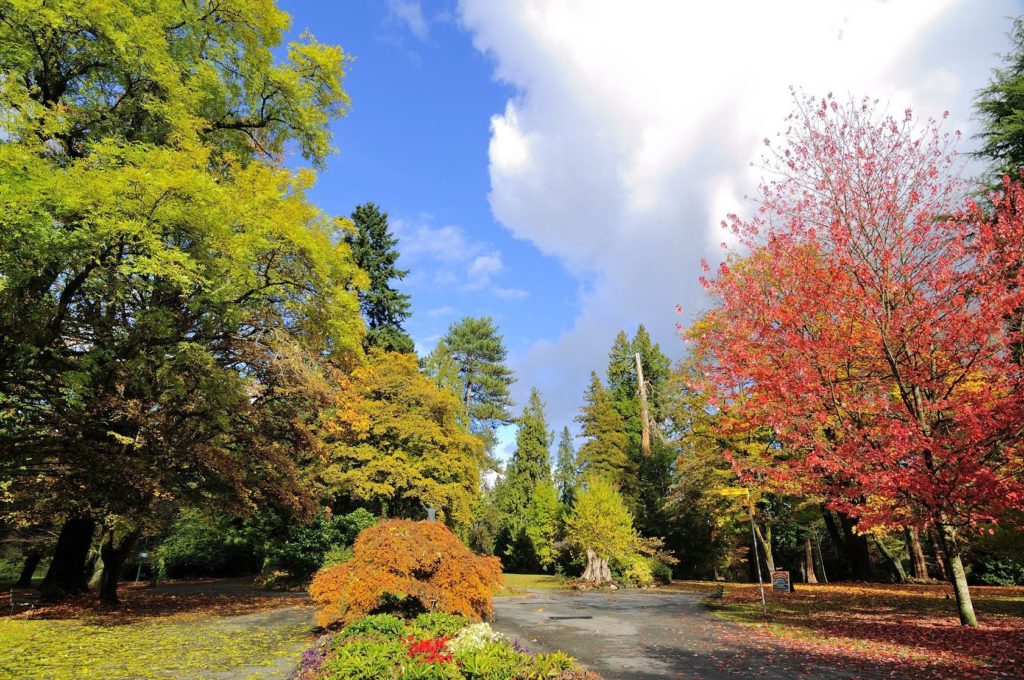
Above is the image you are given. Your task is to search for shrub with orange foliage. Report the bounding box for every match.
[309,519,503,627]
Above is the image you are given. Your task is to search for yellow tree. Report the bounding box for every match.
[320,350,485,528]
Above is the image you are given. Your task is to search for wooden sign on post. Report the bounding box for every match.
[771,569,791,592]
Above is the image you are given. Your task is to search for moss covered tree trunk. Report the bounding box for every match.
[937,523,978,627]
[873,535,908,584]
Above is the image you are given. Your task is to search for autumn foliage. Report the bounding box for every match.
[309,519,503,627]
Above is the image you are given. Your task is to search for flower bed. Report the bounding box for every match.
[292,612,600,680]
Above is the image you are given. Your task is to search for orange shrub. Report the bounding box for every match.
[309,519,503,627]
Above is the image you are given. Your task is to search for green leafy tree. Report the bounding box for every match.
[575,372,631,488]
[565,476,641,584]
[496,388,552,571]
[346,202,414,353]
[554,427,579,505]
[525,481,562,570]
[0,0,356,605]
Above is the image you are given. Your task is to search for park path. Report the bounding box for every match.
[491,589,919,680]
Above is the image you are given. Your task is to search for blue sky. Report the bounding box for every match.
[281,1,1023,459]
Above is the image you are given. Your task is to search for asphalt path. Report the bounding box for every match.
[491,589,918,680]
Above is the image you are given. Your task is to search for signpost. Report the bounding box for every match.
[719,486,767,617]
[771,569,791,592]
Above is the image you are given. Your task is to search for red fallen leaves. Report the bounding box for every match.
[702,582,1024,679]
[4,579,309,625]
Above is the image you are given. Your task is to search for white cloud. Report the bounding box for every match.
[459,0,1020,429]
[386,0,429,41]
[393,219,527,300]
[427,305,457,318]
[465,252,504,289]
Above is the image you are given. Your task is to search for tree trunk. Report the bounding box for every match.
[837,511,874,580]
[929,526,948,581]
[98,529,140,608]
[40,515,95,601]
[804,536,818,584]
[906,528,930,581]
[872,535,908,583]
[753,522,775,573]
[581,548,613,584]
[16,550,42,588]
[936,523,978,627]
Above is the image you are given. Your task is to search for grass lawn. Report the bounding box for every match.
[0,581,313,679]
[497,572,566,596]
[670,580,1024,680]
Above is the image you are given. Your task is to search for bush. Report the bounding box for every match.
[973,554,1024,586]
[411,612,473,639]
[309,519,503,627]
[650,559,673,585]
[322,544,353,568]
[305,614,592,680]
[155,509,258,578]
[267,509,376,579]
[340,614,405,640]
[618,555,653,587]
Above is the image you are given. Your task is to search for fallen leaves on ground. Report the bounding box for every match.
[0,579,315,679]
[672,580,1024,679]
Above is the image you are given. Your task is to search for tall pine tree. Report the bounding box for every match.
[976,17,1024,188]
[496,387,553,571]
[346,202,414,353]
[436,316,515,445]
[575,372,631,488]
[554,426,579,504]
[605,326,674,534]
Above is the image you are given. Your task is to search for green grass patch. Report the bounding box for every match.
[496,573,565,596]
[0,612,313,679]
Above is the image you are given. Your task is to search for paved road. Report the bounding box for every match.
[491,589,913,680]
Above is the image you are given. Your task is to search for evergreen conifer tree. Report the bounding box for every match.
[346,202,414,353]
[575,372,631,488]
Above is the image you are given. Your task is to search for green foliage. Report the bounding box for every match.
[322,637,407,679]
[554,427,579,505]
[575,372,631,488]
[340,613,406,640]
[155,510,258,578]
[411,612,474,639]
[264,509,376,578]
[436,317,515,436]
[323,544,354,568]
[564,476,641,563]
[975,17,1024,186]
[525,481,562,570]
[314,615,586,680]
[347,202,414,353]
[0,0,361,586]
[972,554,1024,586]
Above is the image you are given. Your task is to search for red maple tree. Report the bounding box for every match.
[691,92,1024,626]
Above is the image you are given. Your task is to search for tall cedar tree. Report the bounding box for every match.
[976,17,1024,187]
[0,0,358,605]
[575,372,631,489]
[554,426,580,504]
[606,327,674,533]
[692,93,1024,626]
[346,203,414,353]
[436,316,515,446]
